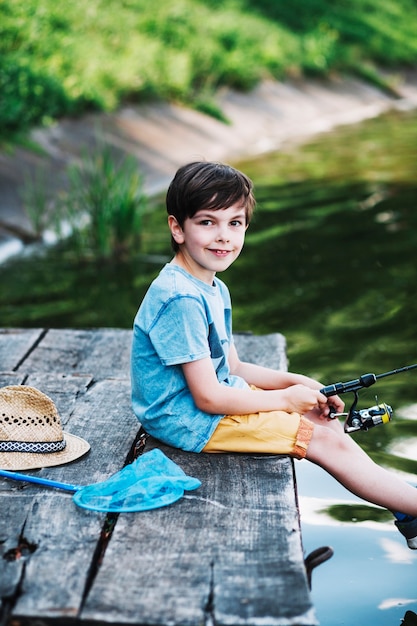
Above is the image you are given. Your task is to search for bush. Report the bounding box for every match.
[1,0,417,139]
[0,57,74,134]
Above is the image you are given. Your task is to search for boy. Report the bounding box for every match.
[131,161,417,548]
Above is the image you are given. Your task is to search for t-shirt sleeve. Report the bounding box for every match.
[149,295,211,366]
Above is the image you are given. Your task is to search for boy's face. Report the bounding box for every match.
[168,203,248,283]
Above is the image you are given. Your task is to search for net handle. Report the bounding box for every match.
[0,469,80,492]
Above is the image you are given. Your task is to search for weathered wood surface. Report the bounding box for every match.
[0,328,318,626]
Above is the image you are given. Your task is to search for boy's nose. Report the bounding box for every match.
[216,227,230,242]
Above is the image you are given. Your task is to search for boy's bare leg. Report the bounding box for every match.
[304,413,417,518]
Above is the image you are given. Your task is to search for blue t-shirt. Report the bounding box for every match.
[131,263,248,452]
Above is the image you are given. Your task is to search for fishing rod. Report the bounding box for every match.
[320,363,417,434]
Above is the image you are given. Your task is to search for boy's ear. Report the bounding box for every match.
[168,215,185,245]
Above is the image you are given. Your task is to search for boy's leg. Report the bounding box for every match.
[305,420,417,518]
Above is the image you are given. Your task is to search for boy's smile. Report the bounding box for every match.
[168,203,248,283]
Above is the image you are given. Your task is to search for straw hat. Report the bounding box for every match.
[0,386,90,470]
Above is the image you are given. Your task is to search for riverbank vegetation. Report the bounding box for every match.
[2,0,417,140]
[59,146,146,259]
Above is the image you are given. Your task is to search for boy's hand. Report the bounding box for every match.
[289,374,345,418]
[281,384,329,416]
[324,394,345,417]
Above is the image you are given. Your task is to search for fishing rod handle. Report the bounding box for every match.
[320,382,347,397]
[320,373,377,397]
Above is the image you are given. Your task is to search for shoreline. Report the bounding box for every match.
[1,72,417,264]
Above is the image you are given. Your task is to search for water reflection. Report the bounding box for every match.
[1,108,417,625]
[296,461,417,625]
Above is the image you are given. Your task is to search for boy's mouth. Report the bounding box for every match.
[209,249,231,257]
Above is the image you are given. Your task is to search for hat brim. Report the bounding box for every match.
[0,431,90,471]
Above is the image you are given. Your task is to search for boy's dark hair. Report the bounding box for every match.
[166,161,256,252]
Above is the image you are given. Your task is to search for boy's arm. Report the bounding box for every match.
[182,355,331,417]
[228,343,345,414]
[228,343,321,391]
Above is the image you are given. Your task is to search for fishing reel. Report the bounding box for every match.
[319,365,417,434]
[329,400,392,433]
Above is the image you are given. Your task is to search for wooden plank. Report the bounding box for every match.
[234,332,288,372]
[0,497,31,611]
[19,328,132,378]
[0,371,26,387]
[0,328,44,371]
[0,372,141,624]
[0,372,95,619]
[2,494,100,622]
[0,330,135,622]
[82,446,316,626]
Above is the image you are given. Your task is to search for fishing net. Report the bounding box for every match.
[72,448,201,512]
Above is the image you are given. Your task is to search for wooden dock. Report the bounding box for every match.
[0,328,318,626]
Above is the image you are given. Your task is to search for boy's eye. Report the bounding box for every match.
[231,220,243,227]
[199,219,213,226]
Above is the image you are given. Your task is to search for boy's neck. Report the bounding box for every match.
[171,253,216,285]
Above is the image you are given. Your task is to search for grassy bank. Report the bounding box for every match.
[1,0,417,140]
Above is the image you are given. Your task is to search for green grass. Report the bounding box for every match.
[1,0,417,139]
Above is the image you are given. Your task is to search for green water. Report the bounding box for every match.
[1,107,417,625]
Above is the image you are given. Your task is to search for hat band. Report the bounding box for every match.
[0,439,67,454]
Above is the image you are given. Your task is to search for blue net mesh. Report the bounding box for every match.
[72,448,201,512]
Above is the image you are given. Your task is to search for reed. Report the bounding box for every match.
[59,143,146,260]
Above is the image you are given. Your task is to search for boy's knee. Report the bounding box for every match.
[307,422,347,458]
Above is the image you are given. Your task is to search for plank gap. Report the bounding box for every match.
[13,328,48,372]
[80,426,149,614]
[204,560,216,626]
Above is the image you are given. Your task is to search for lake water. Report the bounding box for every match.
[1,108,417,625]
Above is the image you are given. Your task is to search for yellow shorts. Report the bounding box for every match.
[203,410,314,459]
